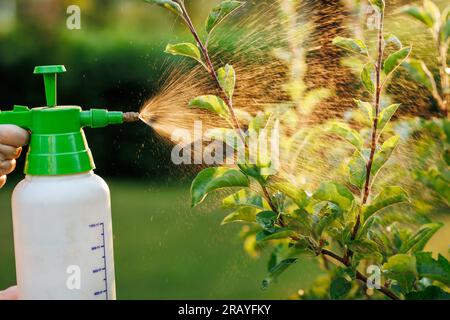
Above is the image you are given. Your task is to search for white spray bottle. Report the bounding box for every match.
[0,65,139,299]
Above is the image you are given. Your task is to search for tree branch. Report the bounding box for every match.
[350,9,385,243]
[321,249,400,300]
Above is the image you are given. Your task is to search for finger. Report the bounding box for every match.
[0,144,22,161]
[0,160,16,175]
[0,125,29,147]
[0,286,18,300]
[0,175,5,189]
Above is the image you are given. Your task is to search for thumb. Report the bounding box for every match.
[0,286,18,300]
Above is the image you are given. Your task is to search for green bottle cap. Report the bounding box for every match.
[0,65,125,176]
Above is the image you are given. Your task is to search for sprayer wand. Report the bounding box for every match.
[123,112,141,123]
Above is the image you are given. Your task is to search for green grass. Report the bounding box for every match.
[0,180,320,299]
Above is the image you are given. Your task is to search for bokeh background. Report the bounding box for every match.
[0,0,448,299]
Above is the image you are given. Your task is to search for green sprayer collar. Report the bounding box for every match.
[0,65,139,176]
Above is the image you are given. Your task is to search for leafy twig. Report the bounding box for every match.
[177,2,281,219]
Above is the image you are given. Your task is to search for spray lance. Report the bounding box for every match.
[0,65,139,300]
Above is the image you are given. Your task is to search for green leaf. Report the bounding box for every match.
[221,207,257,225]
[190,167,249,207]
[165,43,204,66]
[361,63,376,95]
[257,229,297,242]
[348,151,367,189]
[222,189,267,209]
[406,286,450,300]
[415,252,450,286]
[400,223,443,254]
[206,1,244,34]
[357,215,381,239]
[328,122,364,150]
[262,258,297,289]
[332,36,368,55]
[354,100,374,124]
[362,186,409,221]
[256,211,278,232]
[144,0,183,15]
[238,163,269,186]
[383,254,418,293]
[384,34,403,49]
[313,202,343,237]
[268,182,309,209]
[330,277,352,300]
[189,95,230,118]
[369,0,385,11]
[400,6,434,28]
[383,46,412,76]
[402,59,436,92]
[313,182,355,211]
[378,104,400,136]
[371,135,400,179]
[217,64,236,100]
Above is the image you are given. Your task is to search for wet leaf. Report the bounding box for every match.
[313,182,354,211]
[383,254,418,293]
[400,6,434,28]
[400,223,443,254]
[191,167,249,207]
[165,43,205,67]
[328,122,364,150]
[189,95,230,119]
[371,135,400,178]
[362,186,410,221]
[361,63,376,95]
[217,64,236,100]
[144,0,183,16]
[332,36,368,55]
[383,46,412,76]
[206,1,245,34]
[378,104,400,136]
[221,207,258,225]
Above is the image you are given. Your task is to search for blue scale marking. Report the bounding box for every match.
[89,222,108,300]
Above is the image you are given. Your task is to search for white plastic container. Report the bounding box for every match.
[12,172,116,300]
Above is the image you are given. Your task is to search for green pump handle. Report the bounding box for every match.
[0,65,127,176]
[34,65,66,107]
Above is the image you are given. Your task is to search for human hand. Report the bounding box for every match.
[0,286,18,300]
[0,125,29,188]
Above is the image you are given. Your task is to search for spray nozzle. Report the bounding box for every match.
[0,65,140,176]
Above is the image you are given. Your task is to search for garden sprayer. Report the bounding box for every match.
[0,65,139,300]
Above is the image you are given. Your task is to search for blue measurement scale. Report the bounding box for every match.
[89,222,109,299]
